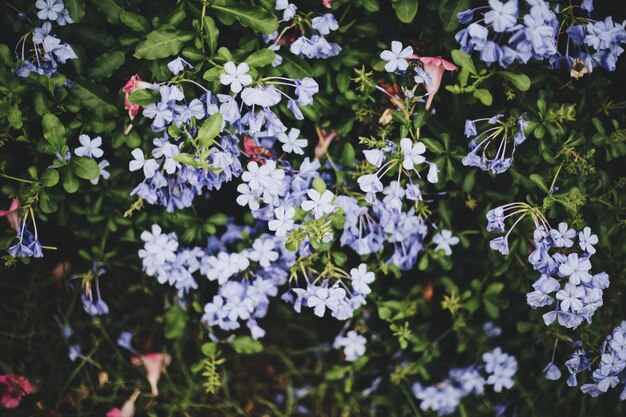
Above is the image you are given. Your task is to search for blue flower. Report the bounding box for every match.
[484,0,518,33]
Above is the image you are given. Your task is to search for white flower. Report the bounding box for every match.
[220,61,252,94]
[349,263,375,295]
[558,253,592,285]
[550,222,576,248]
[75,135,103,159]
[363,149,385,168]
[236,183,260,210]
[334,330,366,362]
[301,189,335,218]
[247,239,279,268]
[268,206,295,237]
[357,174,383,193]
[400,138,426,170]
[578,227,598,254]
[380,41,413,73]
[36,0,64,21]
[432,229,460,256]
[129,148,159,179]
[556,283,585,312]
[278,128,308,154]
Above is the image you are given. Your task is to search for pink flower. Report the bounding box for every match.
[322,0,333,8]
[314,127,338,160]
[122,74,152,120]
[0,199,20,231]
[0,374,34,409]
[131,353,171,396]
[106,389,140,417]
[414,56,458,111]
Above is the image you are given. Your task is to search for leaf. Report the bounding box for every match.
[71,157,100,180]
[127,88,161,105]
[473,88,493,106]
[357,0,380,12]
[90,0,126,24]
[42,114,66,150]
[280,54,312,78]
[211,3,278,34]
[173,153,198,167]
[391,0,418,24]
[8,106,23,129]
[498,71,531,91]
[438,0,470,32]
[451,49,476,75]
[340,143,356,167]
[120,11,151,33]
[231,336,263,354]
[529,174,550,193]
[244,48,275,68]
[134,27,194,60]
[202,16,219,55]
[63,170,79,193]
[40,169,60,187]
[65,0,86,23]
[70,81,119,118]
[197,112,223,148]
[87,51,125,80]
[164,307,187,340]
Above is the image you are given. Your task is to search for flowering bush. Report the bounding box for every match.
[1,0,625,415]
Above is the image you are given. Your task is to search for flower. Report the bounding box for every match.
[0,199,20,231]
[544,362,562,380]
[74,135,103,158]
[129,149,159,179]
[484,0,518,33]
[334,330,366,361]
[36,0,64,21]
[349,263,375,295]
[220,62,252,93]
[301,189,335,218]
[278,128,308,154]
[268,206,295,237]
[122,74,152,120]
[416,56,458,110]
[556,283,585,312]
[0,374,34,409]
[578,227,598,254]
[380,41,413,73]
[167,57,192,75]
[558,253,592,285]
[131,353,171,396]
[550,222,576,248]
[400,138,426,170]
[432,229,460,256]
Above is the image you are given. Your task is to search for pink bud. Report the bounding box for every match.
[0,374,34,409]
[413,56,458,111]
[131,353,171,396]
[0,199,20,231]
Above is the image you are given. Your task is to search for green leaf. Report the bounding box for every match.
[211,3,278,34]
[8,106,23,129]
[340,143,356,167]
[280,54,313,78]
[473,88,493,106]
[197,112,223,148]
[231,336,263,354]
[438,0,470,32]
[244,48,275,68]
[357,0,380,12]
[87,51,125,80]
[40,169,60,187]
[70,81,119,118]
[63,170,79,193]
[134,27,194,60]
[120,11,151,32]
[391,0,418,24]
[90,0,126,24]
[65,0,86,23]
[529,174,550,193]
[451,49,477,75]
[202,16,219,55]
[173,153,198,167]
[498,71,531,91]
[164,307,187,340]
[42,114,66,150]
[71,157,100,180]
[128,88,161,105]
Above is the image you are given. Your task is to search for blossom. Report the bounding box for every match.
[432,229,460,256]
[558,253,592,285]
[0,199,20,231]
[334,330,366,361]
[312,13,338,35]
[400,138,426,170]
[167,57,192,75]
[484,0,518,33]
[278,128,308,154]
[556,283,585,312]
[578,227,598,254]
[301,189,335,218]
[131,353,171,396]
[248,239,279,267]
[349,263,375,295]
[416,56,458,110]
[268,206,295,237]
[550,222,576,248]
[0,374,34,409]
[36,0,64,21]
[220,62,252,93]
[129,149,159,178]
[380,41,413,73]
[122,74,151,120]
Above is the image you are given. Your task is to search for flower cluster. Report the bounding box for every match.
[456,0,626,74]
[6,203,44,258]
[15,0,77,77]
[264,0,341,63]
[462,113,527,174]
[411,347,517,415]
[487,204,609,329]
